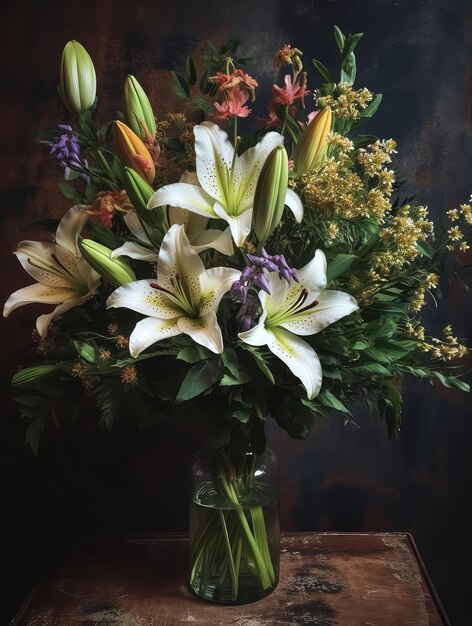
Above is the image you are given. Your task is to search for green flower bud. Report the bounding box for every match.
[123,167,165,232]
[58,40,97,114]
[253,145,289,245]
[79,239,136,287]
[293,106,332,176]
[124,75,156,140]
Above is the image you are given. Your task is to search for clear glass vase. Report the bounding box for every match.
[189,446,280,604]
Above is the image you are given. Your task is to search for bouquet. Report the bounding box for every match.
[4,28,470,603]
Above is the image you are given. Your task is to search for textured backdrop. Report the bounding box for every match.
[1,0,471,624]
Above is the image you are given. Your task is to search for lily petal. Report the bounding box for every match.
[124,210,150,243]
[199,266,241,315]
[106,279,182,319]
[177,311,224,354]
[15,241,80,289]
[190,227,234,256]
[149,183,216,219]
[194,122,235,203]
[267,327,322,399]
[55,204,88,255]
[157,225,204,311]
[36,290,96,338]
[129,316,181,357]
[213,203,252,247]
[280,289,358,336]
[238,310,271,346]
[3,283,77,317]
[297,249,328,291]
[168,205,209,240]
[285,188,304,223]
[111,241,159,262]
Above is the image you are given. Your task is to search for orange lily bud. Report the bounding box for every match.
[293,106,332,176]
[112,120,155,184]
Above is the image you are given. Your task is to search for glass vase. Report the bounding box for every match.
[189,446,280,604]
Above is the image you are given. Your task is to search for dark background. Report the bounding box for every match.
[1,0,471,624]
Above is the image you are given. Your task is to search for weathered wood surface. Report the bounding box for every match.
[11,532,448,626]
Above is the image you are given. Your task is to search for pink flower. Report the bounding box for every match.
[212,86,251,122]
[272,73,310,107]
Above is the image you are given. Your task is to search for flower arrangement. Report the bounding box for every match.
[4,28,470,603]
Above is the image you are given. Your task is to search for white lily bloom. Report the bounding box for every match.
[148,122,303,247]
[3,205,100,337]
[107,224,240,357]
[239,250,358,399]
[112,171,234,261]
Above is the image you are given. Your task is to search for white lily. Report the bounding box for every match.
[148,122,303,247]
[107,224,240,357]
[239,250,358,399]
[3,205,100,337]
[112,171,234,262]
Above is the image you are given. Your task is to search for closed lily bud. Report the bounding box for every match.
[124,75,156,141]
[113,120,155,184]
[253,145,289,245]
[293,106,332,176]
[123,166,165,231]
[79,239,136,287]
[58,40,97,114]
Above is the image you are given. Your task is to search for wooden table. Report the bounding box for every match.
[11,533,449,625]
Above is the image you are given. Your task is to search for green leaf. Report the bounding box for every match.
[14,395,48,407]
[12,365,58,386]
[232,407,251,423]
[334,25,346,52]
[25,416,45,455]
[351,363,392,377]
[73,340,99,364]
[351,135,378,149]
[175,360,222,403]
[416,239,435,259]
[86,223,124,249]
[312,59,336,84]
[185,56,197,85]
[318,389,351,413]
[360,93,383,119]
[340,33,363,68]
[191,96,215,114]
[171,71,190,99]
[378,381,402,438]
[365,339,417,363]
[327,253,357,281]
[272,397,315,439]
[177,345,212,363]
[365,317,398,341]
[241,345,275,384]
[220,37,240,54]
[58,182,83,203]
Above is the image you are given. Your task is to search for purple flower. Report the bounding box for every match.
[41,125,90,184]
[230,248,299,313]
[236,297,260,331]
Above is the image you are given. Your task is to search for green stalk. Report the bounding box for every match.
[219,510,239,599]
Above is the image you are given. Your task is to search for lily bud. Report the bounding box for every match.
[293,106,332,176]
[124,75,156,141]
[123,166,165,231]
[113,121,155,184]
[58,40,97,114]
[252,145,289,245]
[79,239,136,287]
